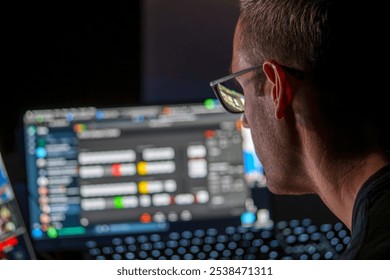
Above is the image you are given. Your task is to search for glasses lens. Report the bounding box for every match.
[215,80,244,113]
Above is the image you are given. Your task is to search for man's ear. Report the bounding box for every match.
[262,60,295,119]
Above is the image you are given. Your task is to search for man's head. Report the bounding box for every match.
[229,0,389,194]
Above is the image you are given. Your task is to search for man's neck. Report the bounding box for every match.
[314,152,389,229]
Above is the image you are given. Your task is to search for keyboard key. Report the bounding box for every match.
[330,237,340,246]
[289,219,300,228]
[179,239,191,247]
[334,223,343,232]
[312,252,321,260]
[243,232,254,241]
[86,240,97,248]
[325,251,334,260]
[235,248,245,256]
[222,249,232,258]
[338,229,348,239]
[292,245,305,255]
[237,226,249,234]
[177,247,186,255]
[302,218,312,227]
[168,232,180,240]
[112,254,122,260]
[204,236,216,244]
[285,235,297,244]
[320,224,332,233]
[137,235,148,243]
[140,243,153,251]
[164,248,173,257]
[102,246,114,255]
[153,241,165,250]
[326,231,335,239]
[209,251,219,259]
[150,234,161,242]
[138,251,148,259]
[197,252,206,259]
[244,254,256,260]
[217,234,229,243]
[215,243,225,251]
[276,221,288,230]
[260,245,269,254]
[203,244,212,253]
[343,236,351,245]
[167,240,179,249]
[310,232,322,241]
[181,231,193,239]
[206,228,218,236]
[305,244,317,255]
[269,251,279,259]
[225,226,236,235]
[335,244,344,252]
[190,246,200,254]
[299,254,309,260]
[191,237,203,246]
[227,241,238,250]
[293,227,306,235]
[306,225,318,234]
[115,245,127,254]
[112,238,123,246]
[252,239,264,247]
[194,229,206,238]
[88,248,100,256]
[127,244,137,252]
[298,233,309,243]
[124,236,136,245]
[125,252,136,260]
[261,230,273,239]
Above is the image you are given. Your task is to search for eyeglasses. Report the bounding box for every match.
[209,65,262,114]
[210,64,304,114]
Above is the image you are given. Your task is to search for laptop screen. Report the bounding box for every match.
[0,153,36,259]
[22,100,265,253]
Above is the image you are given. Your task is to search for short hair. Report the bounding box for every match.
[238,0,389,153]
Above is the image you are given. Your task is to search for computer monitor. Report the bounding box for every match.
[22,100,266,254]
[0,153,36,260]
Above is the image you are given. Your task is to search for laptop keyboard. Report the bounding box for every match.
[84,218,351,260]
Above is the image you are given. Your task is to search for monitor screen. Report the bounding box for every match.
[1,154,36,259]
[141,0,240,104]
[22,100,264,253]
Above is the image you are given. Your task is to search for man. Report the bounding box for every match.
[210,0,390,259]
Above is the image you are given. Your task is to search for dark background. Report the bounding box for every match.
[2,0,339,226]
[2,2,141,160]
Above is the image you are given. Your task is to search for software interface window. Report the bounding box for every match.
[23,102,258,253]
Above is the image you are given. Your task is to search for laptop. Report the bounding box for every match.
[21,100,350,260]
[0,153,36,260]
